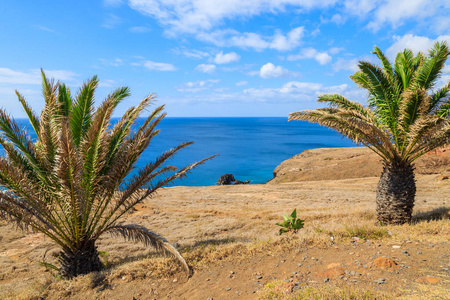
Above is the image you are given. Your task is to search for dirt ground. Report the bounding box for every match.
[0,148,449,299]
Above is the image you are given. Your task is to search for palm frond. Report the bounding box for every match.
[16,91,40,136]
[414,41,449,90]
[103,224,191,276]
[373,46,393,78]
[70,76,99,146]
[58,84,72,118]
[394,49,415,90]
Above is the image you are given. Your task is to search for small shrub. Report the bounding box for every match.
[276,209,304,235]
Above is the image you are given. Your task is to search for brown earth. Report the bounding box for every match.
[269,146,450,183]
[0,147,449,299]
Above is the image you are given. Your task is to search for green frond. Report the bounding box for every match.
[373,46,393,77]
[429,82,450,114]
[414,41,450,90]
[103,224,190,276]
[58,84,72,117]
[394,49,415,89]
[70,75,99,146]
[16,91,40,136]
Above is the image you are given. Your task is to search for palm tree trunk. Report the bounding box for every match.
[376,162,416,225]
[58,241,103,279]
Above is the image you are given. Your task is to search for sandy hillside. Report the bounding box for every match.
[269,146,450,183]
[0,147,449,300]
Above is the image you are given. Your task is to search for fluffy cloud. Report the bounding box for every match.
[129,0,335,35]
[236,81,248,86]
[197,27,304,51]
[177,79,220,92]
[332,57,360,73]
[195,64,216,73]
[386,34,450,60]
[214,51,240,64]
[342,0,450,33]
[243,81,365,103]
[287,47,332,65]
[259,63,292,79]
[139,60,177,71]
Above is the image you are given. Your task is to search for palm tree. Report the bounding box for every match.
[0,71,215,279]
[289,42,450,225]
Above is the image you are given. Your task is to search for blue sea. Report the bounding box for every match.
[10,118,355,186]
[135,117,354,186]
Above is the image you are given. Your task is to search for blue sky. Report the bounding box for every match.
[1,0,449,118]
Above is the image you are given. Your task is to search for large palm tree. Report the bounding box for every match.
[0,71,215,279]
[289,42,450,225]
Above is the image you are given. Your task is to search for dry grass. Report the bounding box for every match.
[260,281,393,300]
[1,174,449,299]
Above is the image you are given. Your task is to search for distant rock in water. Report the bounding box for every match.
[234,180,250,185]
[217,174,235,185]
[217,174,250,185]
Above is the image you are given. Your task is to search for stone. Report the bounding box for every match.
[225,287,232,291]
[392,245,401,249]
[416,276,440,284]
[318,266,346,278]
[326,263,341,269]
[217,174,236,185]
[373,257,399,270]
[234,180,250,185]
[374,278,387,284]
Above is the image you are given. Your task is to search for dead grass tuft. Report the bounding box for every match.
[260,280,393,300]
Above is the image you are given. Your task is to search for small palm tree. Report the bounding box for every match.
[0,71,215,279]
[289,42,450,225]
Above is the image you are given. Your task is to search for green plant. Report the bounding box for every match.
[290,42,450,225]
[0,71,215,279]
[275,209,304,235]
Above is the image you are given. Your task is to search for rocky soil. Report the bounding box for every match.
[0,147,449,299]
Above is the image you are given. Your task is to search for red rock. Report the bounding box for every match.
[373,257,398,269]
[318,266,346,278]
[416,276,440,284]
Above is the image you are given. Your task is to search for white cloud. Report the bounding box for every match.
[236,81,248,86]
[321,13,346,25]
[174,48,210,59]
[0,68,78,85]
[367,0,436,31]
[198,27,305,51]
[270,27,305,51]
[99,58,124,67]
[139,60,177,71]
[129,0,335,35]
[214,51,240,64]
[332,58,359,73]
[259,63,293,79]
[195,64,216,73]
[129,26,151,33]
[386,34,450,60]
[287,47,332,65]
[177,79,220,92]
[243,81,365,104]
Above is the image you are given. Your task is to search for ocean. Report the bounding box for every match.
[136,117,355,186]
[10,117,355,186]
